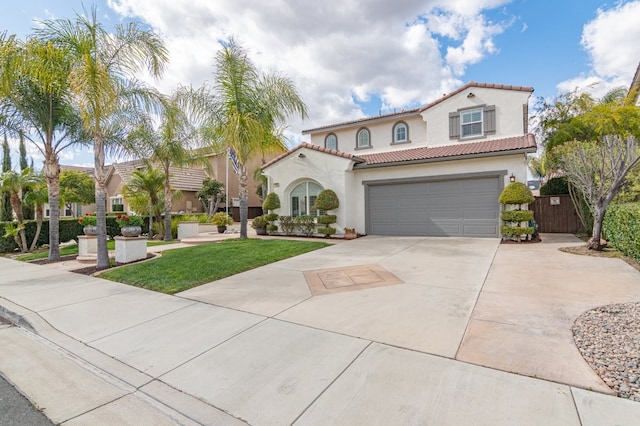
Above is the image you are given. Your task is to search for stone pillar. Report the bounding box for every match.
[178,221,200,240]
[114,236,147,264]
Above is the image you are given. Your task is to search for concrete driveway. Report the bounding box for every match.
[2,235,640,424]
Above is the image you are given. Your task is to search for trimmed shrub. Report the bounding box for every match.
[264,213,278,222]
[266,224,278,232]
[313,189,339,211]
[501,226,535,238]
[501,210,534,223]
[262,192,281,211]
[252,215,268,229]
[604,203,640,263]
[499,182,535,205]
[317,227,337,237]
[279,216,295,235]
[295,215,316,236]
[316,214,337,225]
[540,177,569,196]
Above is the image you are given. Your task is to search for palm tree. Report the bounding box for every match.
[37,8,168,268]
[122,167,164,237]
[0,34,85,260]
[24,176,48,251]
[125,87,208,240]
[0,168,38,252]
[207,39,307,238]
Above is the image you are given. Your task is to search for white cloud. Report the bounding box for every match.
[557,1,640,97]
[107,0,512,139]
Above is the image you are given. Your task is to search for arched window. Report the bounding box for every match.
[325,133,338,150]
[290,181,323,217]
[356,128,371,149]
[393,122,408,143]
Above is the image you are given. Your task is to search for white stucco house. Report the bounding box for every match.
[262,82,537,238]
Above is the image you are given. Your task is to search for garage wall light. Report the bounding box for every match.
[298,153,306,159]
[509,174,516,183]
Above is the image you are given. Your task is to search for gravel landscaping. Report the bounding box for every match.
[573,302,640,401]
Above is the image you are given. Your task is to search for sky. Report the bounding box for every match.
[2,0,640,168]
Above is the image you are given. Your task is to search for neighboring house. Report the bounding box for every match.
[60,153,266,220]
[262,82,537,238]
[630,61,640,106]
[44,165,96,218]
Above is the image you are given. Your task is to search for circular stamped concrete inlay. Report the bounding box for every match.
[303,264,404,296]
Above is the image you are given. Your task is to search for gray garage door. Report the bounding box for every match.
[367,176,500,237]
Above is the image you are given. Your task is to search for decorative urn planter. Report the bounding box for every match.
[255,227,267,236]
[217,225,227,234]
[121,225,142,237]
[83,225,98,236]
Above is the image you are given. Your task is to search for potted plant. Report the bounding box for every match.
[78,214,97,235]
[343,227,357,240]
[116,214,144,237]
[212,212,233,233]
[252,215,268,235]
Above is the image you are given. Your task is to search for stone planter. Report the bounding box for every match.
[83,225,97,236]
[121,225,142,237]
[344,232,357,240]
[255,227,267,236]
[115,236,147,263]
[178,221,199,240]
[217,225,227,234]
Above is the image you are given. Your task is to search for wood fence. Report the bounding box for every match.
[531,195,580,233]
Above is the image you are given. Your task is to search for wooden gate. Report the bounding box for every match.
[531,195,580,233]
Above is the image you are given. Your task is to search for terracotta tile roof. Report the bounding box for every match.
[261,142,364,170]
[301,82,534,135]
[419,82,534,112]
[301,108,421,134]
[355,134,537,168]
[111,159,207,192]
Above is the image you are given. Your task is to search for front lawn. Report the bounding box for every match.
[15,239,176,262]
[98,239,329,294]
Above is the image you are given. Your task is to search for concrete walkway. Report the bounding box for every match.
[1,234,640,424]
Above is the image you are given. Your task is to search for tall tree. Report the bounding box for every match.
[19,131,34,220]
[0,33,85,260]
[59,169,95,216]
[0,135,11,221]
[23,174,47,251]
[125,87,207,240]
[37,8,168,268]
[207,39,307,238]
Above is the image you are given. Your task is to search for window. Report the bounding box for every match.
[461,108,482,137]
[393,122,408,143]
[449,105,496,139]
[111,196,124,212]
[325,133,338,150]
[356,128,371,149]
[290,181,323,217]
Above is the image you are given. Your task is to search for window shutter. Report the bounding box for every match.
[484,105,496,134]
[449,112,460,139]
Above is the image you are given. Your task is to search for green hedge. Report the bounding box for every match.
[604,203,640,263]
[500,226,535,238]
[0,216,151,253]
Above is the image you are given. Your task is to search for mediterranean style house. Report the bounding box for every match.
[262,82,538,238]
[54,152,266,220]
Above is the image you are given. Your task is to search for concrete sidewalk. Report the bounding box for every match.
[1,235,640,424]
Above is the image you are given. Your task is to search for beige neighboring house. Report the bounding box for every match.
[631,61,640,106]
[44,165,96,218]
[262,81,538,238]
[59,153,267,220]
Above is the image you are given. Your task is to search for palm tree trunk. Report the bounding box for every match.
[30,205,43,252]
[163,165,172,241]
[239,164,248,239]
[9,193,27,252]
[94,133,110,269]
[43,156,61,260]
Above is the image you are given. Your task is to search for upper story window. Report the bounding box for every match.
[325,133,338,150]
[393,122,408,143]
[356,128,371,149]
[449,105,496,140]
[461,109,482,137]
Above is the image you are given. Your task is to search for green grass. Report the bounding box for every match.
[98,239,329,294]
[15,239,176,261]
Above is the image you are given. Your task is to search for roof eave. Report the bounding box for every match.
[302,109,421,135]
[353,146,537,170]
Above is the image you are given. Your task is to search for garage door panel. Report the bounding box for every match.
[368,176,500,237]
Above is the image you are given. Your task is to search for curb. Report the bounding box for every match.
[0,303,36,333]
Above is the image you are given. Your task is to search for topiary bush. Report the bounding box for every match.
[499,182,535,241]
[603,203,640,263]
[313,189,339,237]
[499,182,535,205]
[540,177,569,196]
[262,192,281,211]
